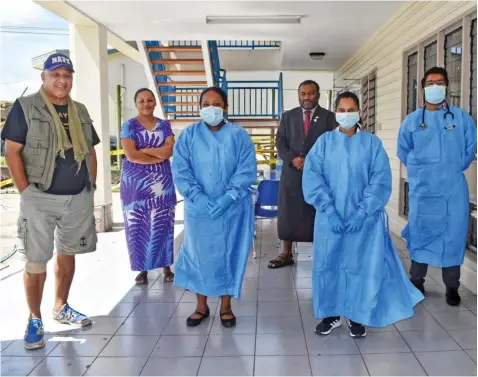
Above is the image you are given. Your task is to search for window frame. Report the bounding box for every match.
[361,70,377,134]
[406,52,419,114]
[470,18,477,123]
[424,40,438,75]
[444,26,464,107]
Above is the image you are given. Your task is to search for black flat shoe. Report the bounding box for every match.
[446,288,461,306]
[410,279,425,294]
[220,312,236,328]
[186,307,210,327]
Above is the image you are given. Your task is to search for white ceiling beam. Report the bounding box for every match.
[33,1,96,26]
[107,32,142,64]
[201,40,214,87]
[33,1,142,64]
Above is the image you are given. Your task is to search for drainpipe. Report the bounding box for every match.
[116,84,122,171]
[117,63,125,170]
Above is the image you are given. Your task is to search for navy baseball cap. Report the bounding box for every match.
[43,52,75,72]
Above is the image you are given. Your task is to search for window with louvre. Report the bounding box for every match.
[424,41,438,75]
[407,53,418,114]
[361,72,376,133]
[445,27,463,107]
[470,19,477,123]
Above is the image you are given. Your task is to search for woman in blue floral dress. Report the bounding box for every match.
[120,88,176,284]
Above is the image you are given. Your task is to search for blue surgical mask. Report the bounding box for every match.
[424,85,446,104]
[200,106,224,126]
[336,112,360,130]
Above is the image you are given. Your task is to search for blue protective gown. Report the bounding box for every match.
[397,106,477,267]
[303,129,423,327]
[172,121,257,298]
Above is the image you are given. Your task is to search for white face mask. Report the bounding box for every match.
[200,106,224,126]
[424,85,447,104]
[336,112,360,129]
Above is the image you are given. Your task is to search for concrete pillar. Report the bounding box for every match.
[69,23,113,232]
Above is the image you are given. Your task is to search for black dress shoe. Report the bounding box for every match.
[446,288,461,306]
[220,312,236,328]
[186,307,210,327]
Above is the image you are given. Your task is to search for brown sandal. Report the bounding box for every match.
[163,270,174,283]
[268,254,295,269]
[135,271,148,285]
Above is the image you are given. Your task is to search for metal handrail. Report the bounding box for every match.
[208,41,221,86]
[146,41,177,114]
[278,72,284,118]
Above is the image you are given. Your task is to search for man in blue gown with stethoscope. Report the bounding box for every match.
[397,67,477,306]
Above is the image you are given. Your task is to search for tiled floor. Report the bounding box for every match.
[1,218,477,376]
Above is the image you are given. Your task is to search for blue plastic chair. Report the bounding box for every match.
[254,179,279,218]
[249,180,280,258]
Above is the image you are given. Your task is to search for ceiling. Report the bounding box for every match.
[68,1,405,70]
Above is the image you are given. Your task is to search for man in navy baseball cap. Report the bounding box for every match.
[0,48,100,350]
[43,52,75,72]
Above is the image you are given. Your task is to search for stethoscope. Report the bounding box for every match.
[420,102,455,131]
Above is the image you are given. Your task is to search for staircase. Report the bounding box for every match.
[138,40,284,167]
[140,40,282,138]
[143,41,218,122]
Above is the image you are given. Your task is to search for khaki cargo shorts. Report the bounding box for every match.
[16,184,97,264]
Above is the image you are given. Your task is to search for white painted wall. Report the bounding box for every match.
[334,1,477,237]
[107,52,149,140]
[219,49,282,71]
[227,70,334,110]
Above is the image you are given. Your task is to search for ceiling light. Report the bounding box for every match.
[310,52,326,61]
[206,15,302,25]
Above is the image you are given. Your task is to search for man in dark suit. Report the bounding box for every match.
[269,80,336,269]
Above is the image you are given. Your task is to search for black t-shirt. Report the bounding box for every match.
[1,100,100,195]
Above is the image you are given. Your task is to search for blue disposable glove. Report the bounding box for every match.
[328,213,344,234]
[207,195,235,220]
[194,194,211,213]
[345,208,367,233]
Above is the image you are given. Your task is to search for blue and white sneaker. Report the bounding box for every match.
[52,304,91,327]
[24,318,45,350]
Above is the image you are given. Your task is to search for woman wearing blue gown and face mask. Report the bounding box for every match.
[172,87,257,328]
[303,92,423,337]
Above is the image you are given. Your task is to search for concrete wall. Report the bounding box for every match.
[107,52,149,140]
[219,49,282,71]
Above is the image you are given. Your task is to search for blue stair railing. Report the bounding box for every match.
[226,77,282,119]
[278,72,284,118]
[208,41,221,87]
[145,40,283,120]
[219,69,228,93]
[145,41,176,114]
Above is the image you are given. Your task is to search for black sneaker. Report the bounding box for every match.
[446,288,461,306]
[348,321,366,338]
[315,317,341,335]
[410,279,425,294]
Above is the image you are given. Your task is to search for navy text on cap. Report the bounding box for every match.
[44,53,75,72]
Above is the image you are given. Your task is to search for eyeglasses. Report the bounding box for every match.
[424,81,447,87]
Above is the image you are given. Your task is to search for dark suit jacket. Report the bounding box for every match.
[276,106,336,189]
[275,105,336,242]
